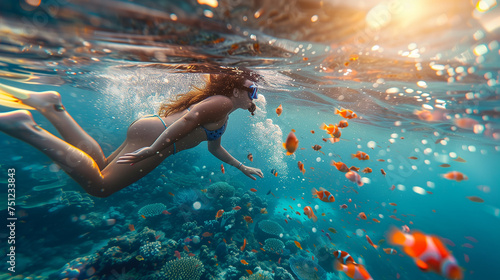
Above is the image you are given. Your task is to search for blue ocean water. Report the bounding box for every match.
[0,0,499,279]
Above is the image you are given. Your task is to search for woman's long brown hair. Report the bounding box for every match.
[158,70,257,117]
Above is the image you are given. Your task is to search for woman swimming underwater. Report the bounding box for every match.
[0,70,264,197]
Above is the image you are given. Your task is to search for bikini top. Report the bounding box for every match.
[186,107,227,141]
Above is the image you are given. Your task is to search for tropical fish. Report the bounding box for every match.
[335,108,357,119]
[352,151,370,160]
[331,160,350,172]
[328,227,337,234]
[283,131,299,155]
[202,232,213,237]
[312,187,335,202]
[349,166,360,172]
[250,188,257,192]
[358,212,367,220]
[340,204,348,209]
[303,206,318,222]
[233,206,241,210]
[366,235,378,249]
[174,250,181,259]
[240,260,249,265]
[260,208,268,214]
[346,171,363,186]
[362,167,372,173]
[333,250,355,264]
[128,224,135,231]
[215,209,224,219]
[276,104,283,116]
[298,161,306,174]
[246,269,253,275]
[383,248,398,255]
[241,238,247,251]
[335,262,373,280]
[221,164,225,174]
[442,171,468,182]
[294,240,303,249]
[270,169,278,177]
[244,216,254,223]
[388,228,463,280]
[247,152,253,162]
[338,120,349,128]
[381,169,386,176]
[135,255,144,261]
[402,225,410,233]
[320,123,341,138]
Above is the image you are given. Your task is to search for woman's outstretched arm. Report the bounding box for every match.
[117,96,233,164]
[208,138,264,180]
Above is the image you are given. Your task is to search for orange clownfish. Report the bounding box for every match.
[388,228,463,280]
[346,171,363,186]
[240,259,249,265]
[338,120,349,128]
[221,164,225,174]
[333,250,355,264]
[276,104,283,116]
[335,262,373,280]
[383,248,398,255]
[335,108,357,119]
[298,161,306,174]
[442,171,468,182]
[320,123,341,138]
[215,209,224,219]
[331,160,350,173]
[244,216,254,223]
[362,167,372,173]
[303,206,318,222]
[283,131,299,155]
[312,187,335,202]
[247,152,253,162]
[352,151,370,160]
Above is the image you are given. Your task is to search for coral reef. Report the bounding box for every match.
[138,203,167,217]
[263,238,285,254]
[289,256,328,280]
[206,181,235,199]
[258,220,284,237]
[158,257,204,280]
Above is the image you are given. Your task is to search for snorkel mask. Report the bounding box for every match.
[241,83,258,100]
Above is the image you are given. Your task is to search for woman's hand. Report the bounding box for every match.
[117,147,155,165]
[240,165,264,180]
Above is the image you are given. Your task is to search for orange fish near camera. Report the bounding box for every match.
[312,187,335,202]
[352,151,369,160]
[388,228,463,280]
[335,108,357,119]
[298,161,306,174]
[276,104,283,116]
[331,160,350,172]
[442,171,468,182]
[335,262,373,280]
[283,131,299,155]
[303,206,318,222]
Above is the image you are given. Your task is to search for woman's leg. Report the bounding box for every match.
[0,110,171,197]
[0,84,107,168]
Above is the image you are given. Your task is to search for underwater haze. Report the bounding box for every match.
[0,0,499,280]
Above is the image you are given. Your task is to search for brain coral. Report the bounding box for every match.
[289,256,328,280]
[207,182,235,199]
[138,203,167,217]
[258,220,284,236]
[159,257,204,280]
[263,238,285,254]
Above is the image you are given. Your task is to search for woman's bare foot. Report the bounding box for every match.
[0,110,41,137]
[20,90,63,114]
[0,83,62,113]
